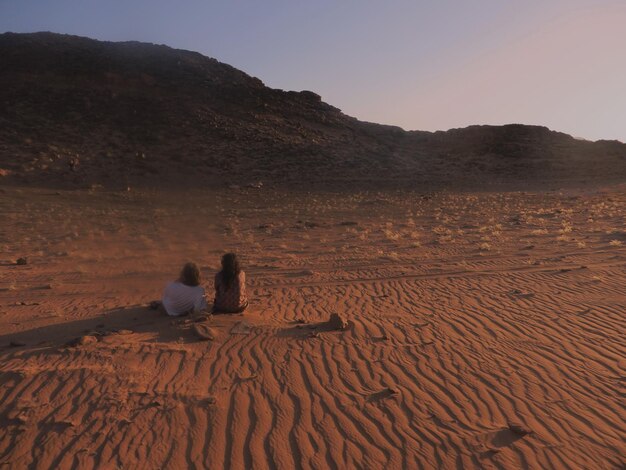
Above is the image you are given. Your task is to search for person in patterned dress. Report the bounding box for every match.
[213,253,248,313]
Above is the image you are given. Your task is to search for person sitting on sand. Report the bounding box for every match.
[213,253,248,313]
[162,262,208,316]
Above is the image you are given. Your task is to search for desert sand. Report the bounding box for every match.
[0,184,624,469]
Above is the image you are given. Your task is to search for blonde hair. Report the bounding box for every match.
[179,262,201,287]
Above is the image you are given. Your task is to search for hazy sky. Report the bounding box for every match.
[2,0,625,141]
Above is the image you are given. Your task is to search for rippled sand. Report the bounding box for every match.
[1,185,624,469]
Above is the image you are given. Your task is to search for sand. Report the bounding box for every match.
[0,185,624,469]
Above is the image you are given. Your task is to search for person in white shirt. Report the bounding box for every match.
[162,262,208,316]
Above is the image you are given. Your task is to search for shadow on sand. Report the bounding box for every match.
[0,305,198,355]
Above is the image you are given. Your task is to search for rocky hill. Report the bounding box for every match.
[1,32,624,189]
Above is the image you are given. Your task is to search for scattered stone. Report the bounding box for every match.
[53,419,76,429]
[230,321,253,335]
[8,411,29,424]
[80,335,99,344]
[16,257,28,266]
[508,422,531,436]
[193,313,212,323]
[148,300,161,310]
[8,341,26,347]
[368,387,399,401]
[202,397,217,406]
[327,313,348,331]
[193,323,216,341]
[111,329,133,335]
[65,335,98,347]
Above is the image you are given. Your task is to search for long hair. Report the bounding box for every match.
[221,253,241,289]
[179,262,201,287]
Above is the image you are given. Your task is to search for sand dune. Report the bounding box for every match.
[1,186,624,469]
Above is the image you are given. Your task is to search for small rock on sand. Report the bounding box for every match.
[202,397,217,406]
[193,313,212,323]
[368,387,399,402]
[65,335,98,347]
[231,321,253,335]
[193,323,217,341]
[327,313,348,330]
[111,329,134,336]
[508,422,531,435]
[16,257,28,265]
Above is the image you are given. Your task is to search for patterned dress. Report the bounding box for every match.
[214,271,248,312]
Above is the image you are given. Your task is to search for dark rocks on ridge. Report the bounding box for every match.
[1,32,624,189]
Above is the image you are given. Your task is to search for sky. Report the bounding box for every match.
[1,0,625,142]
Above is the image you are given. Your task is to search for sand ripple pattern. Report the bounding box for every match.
[1,187,625,469]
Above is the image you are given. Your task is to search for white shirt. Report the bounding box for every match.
[162,281,207,316]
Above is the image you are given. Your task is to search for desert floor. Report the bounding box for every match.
[0,185,624,469]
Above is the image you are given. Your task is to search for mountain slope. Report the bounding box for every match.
[1,32,624,189]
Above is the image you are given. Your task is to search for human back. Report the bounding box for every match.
[162,262,207,316]
[213,253,248,313]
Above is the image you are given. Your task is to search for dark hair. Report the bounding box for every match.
[221,253,241,288]
[179,262,201,287]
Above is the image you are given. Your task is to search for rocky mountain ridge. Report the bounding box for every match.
[1,32,624,189]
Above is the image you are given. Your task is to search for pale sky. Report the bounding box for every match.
[1,0,625,141]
